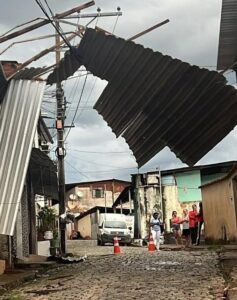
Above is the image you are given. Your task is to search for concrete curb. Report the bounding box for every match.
[0,270,36,295]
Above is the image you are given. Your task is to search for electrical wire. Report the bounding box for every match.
[68,152,136,169]
[64,70,88,118]
[34,0,72,48]
[64,72,90,81]
[75,76,97,122]
[65,71,83,118]
[64,73,88,141]
[44,0,54,16]
[77,166,138,174]
[70,149,131,154]
[65,160,90,179]
[0,17,45,37]
[41,106,56,115]
[72,12,120,125]
[0,32,73,56]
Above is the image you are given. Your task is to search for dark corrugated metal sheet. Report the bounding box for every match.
[217,0,237,70]
[0,64,8,103]
[48,28,237,167]
[12,67,48,80]
[47,49,81,85]
[0,64,47,103]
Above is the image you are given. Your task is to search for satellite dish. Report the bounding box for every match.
[68,194,78,209]
[77,190,84,198]
[69,194,77,200]
[68,200,77,210]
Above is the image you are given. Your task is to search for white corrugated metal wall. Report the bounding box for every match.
[0,79,46,235]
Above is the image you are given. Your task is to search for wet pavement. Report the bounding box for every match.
[0,247,226,300]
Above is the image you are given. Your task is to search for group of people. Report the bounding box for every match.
[150,203,203,251]
[171,203,203,248]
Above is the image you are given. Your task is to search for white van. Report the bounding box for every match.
[97,213,132,245]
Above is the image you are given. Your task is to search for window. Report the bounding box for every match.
[92,188,104,198]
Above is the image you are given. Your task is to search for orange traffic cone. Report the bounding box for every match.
[148,235,156,252]
[114,236,121,254]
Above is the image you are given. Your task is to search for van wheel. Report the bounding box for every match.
[97,239,101,246]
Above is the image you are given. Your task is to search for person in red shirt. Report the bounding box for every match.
[196,202,204,245]
[189,204,198,245]
[171,211,182,246]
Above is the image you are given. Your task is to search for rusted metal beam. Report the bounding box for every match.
[95,19,170,41]
[127,19,169,41]
[32,63,57,78]
[0,32,73,56]
[7,30,81,80]
[0,1,95,44]
[55,19,82,28]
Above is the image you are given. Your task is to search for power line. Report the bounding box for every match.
[68,152,136,169]
[0,17,44,38]
[64,12,121,132]
[75,76,97,122]
[34,0,72,48]
[44,0,54,16]
[64,72,90,81]
[64,73,88,141]
[41,106,56,115]
[65,70,83,119]
[74,166,138,173]
[65,160,90,179]
[70,149,132,154]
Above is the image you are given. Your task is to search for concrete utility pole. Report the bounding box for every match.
[55,20,66,255]
[54,9,123,255]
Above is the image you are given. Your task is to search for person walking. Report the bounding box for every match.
[171,211,182,246]
[150,212,162,251]
[189,204,198,245]
[196,202,204,245]
[181,209,191,248]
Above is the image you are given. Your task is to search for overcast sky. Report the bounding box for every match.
[1,0,237,183]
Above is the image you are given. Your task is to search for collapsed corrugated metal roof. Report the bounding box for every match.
[47,48,82,85]
[48,28,237,167]
[0,79,45,235]
[0,64,8,103]
[217,0,237,70]
[0,60,47,102]
[12,67,48,80]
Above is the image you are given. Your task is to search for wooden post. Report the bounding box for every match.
[7,30,81,80]
[0,1,95,44]
[104,184,107,214]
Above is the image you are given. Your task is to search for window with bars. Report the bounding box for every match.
[92,188,104,198]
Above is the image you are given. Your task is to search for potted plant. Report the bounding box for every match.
[50,229,60,248]
[37,207,57,241]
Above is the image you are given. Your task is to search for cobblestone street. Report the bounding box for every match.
[0,247,226,300]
